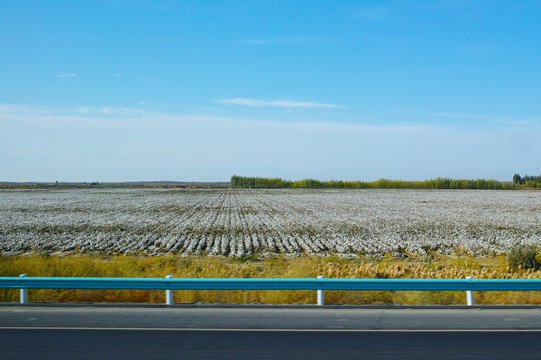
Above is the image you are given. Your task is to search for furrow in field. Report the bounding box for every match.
[203,189,233,256]
[2,189,541,257]
[153,191,215,253]
[230,191,259,255]
[244,190,303,254]
[181,190,226,255]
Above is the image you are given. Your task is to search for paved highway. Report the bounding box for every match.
[2,328,541,359]
[1,305,541,359]
[2,304,541,330]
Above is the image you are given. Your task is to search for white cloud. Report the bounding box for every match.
[235,37,319,45]
[431,112,495,120]
[352,6,398,21]
[2,103,540,182]
[0,103,146,126]
[430,112,541,128]
[57,73,77,78]
[215,97,343,109]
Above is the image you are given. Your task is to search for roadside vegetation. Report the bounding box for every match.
[2,251,541,305]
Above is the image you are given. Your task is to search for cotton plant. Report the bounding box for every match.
[1,188,540,257]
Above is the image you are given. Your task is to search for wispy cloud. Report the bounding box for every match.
[57,72,77,78]
[215,98,343,109]
[430,112,541,128]
[352,6,398,21]
[0,104,146,124]
[2,103,540,181]
[431,112,495,120]
[235,37,320,45]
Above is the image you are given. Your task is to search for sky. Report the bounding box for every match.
[1,0,541,182]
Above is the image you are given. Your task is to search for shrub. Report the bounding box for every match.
[507,245,540,270]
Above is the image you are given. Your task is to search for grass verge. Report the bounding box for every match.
[1,254,540,305]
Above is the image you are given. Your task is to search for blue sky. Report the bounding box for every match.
[1,0,540,182]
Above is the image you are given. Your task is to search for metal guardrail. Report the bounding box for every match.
[2,275,541,306]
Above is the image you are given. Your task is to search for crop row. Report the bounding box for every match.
[1,188,540,257]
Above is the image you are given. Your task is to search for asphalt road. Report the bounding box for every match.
[2,328,541,359]
[2,304,541,330]
[1,305,541,359]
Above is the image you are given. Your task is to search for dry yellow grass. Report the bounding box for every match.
[1,254,540,305]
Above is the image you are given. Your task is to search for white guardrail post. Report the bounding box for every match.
[19,274,28,304]
[317,275,325,306]
[466,276,475,306]
[165,275,174,305]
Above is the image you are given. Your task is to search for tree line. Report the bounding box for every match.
[231,175,541,190]
[513,174,541,186]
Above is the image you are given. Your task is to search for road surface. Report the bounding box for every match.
[1,304,540,359]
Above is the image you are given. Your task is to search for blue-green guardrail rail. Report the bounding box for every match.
[2,277,541,305]
[1,277,541,291]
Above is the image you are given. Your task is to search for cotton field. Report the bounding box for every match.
[1,188,540,257]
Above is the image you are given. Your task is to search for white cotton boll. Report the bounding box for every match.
[1,188,541,257]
